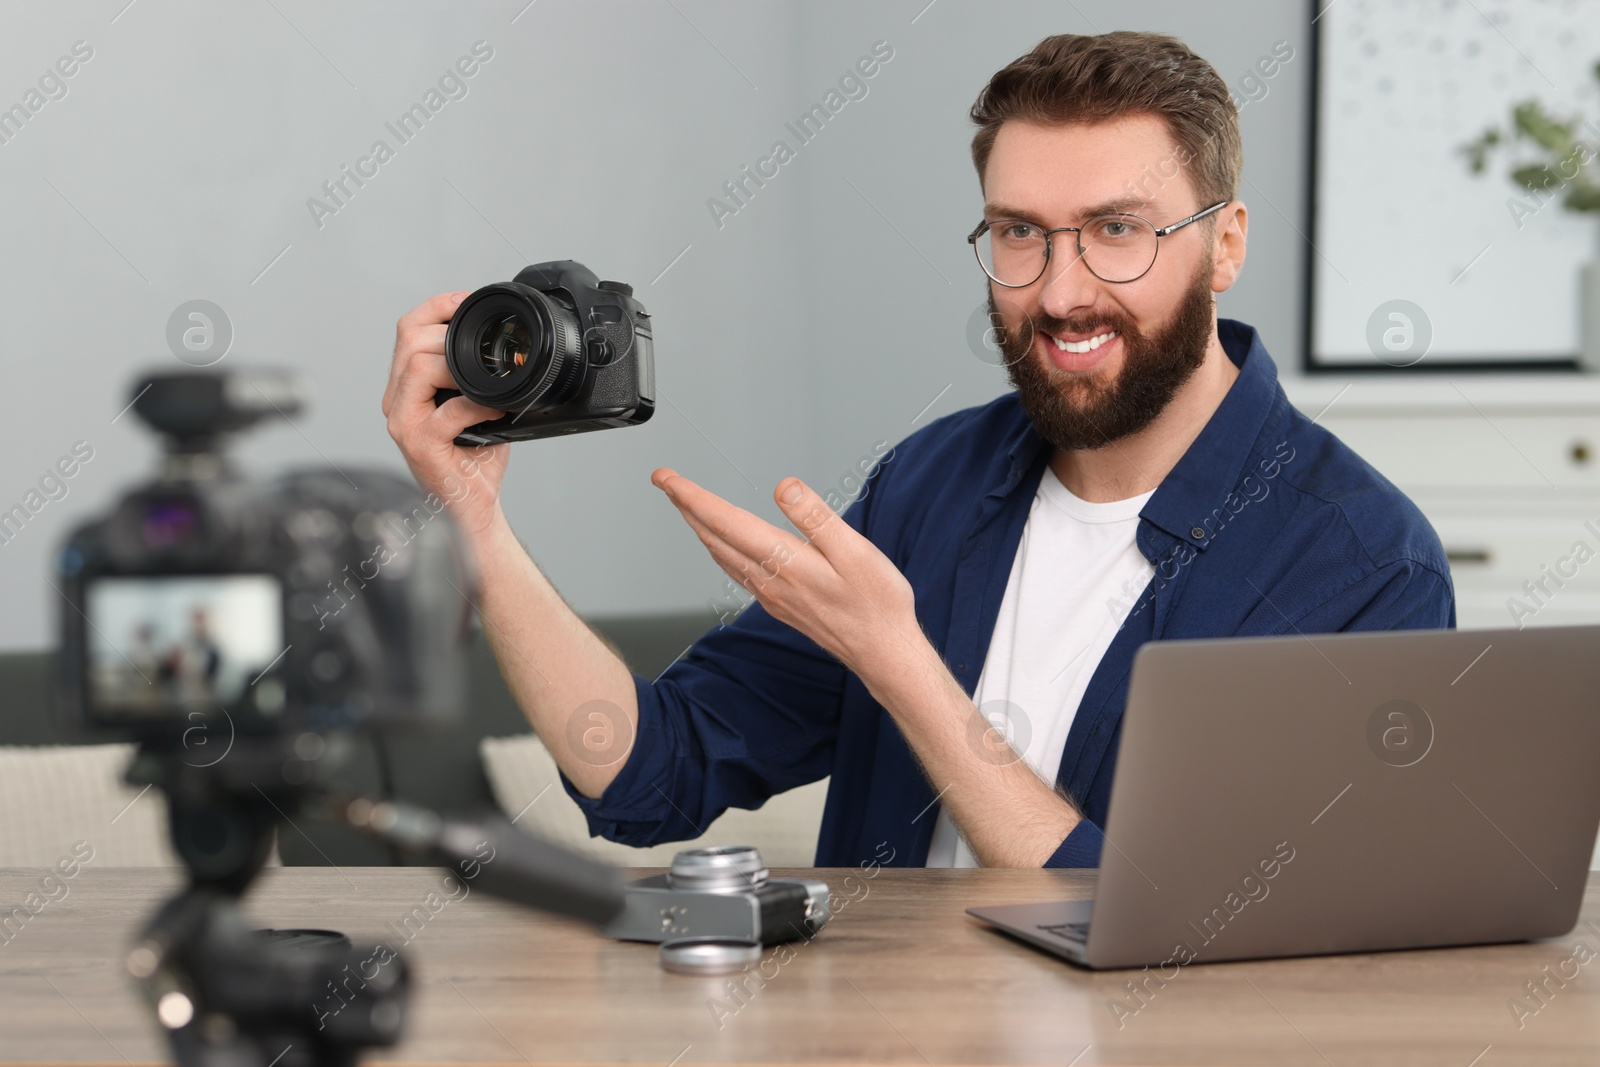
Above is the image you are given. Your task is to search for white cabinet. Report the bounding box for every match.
[1421,505,1600,630]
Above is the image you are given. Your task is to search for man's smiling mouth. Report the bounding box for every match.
[1048,330,1119,354]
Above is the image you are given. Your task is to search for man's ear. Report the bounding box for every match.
[1209,202,1248,293]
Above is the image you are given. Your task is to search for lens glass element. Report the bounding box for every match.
[477,315,532,377]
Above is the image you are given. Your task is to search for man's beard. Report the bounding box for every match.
[994,258,1216,453]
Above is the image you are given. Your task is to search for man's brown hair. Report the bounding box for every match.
[969,31,1242,210]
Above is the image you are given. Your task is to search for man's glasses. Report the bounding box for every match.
[967,201,1229,286]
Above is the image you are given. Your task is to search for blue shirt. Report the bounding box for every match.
[561,319,1455,868]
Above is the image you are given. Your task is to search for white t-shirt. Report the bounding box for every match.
[925,465,1155,867]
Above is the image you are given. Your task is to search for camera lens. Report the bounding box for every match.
[477,315,531,377]
[668,846,769,891]
[444,283,585,416]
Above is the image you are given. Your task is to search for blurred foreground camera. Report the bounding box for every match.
[55,368,626,1067]
[436,259,655,445]
[58,369,473,743]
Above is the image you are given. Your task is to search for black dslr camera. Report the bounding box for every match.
[436,260,655,445]
[58,369,473,744]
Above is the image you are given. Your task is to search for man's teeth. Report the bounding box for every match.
[1051,330,1118,354]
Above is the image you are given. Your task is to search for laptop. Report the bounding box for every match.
[967,625,1600,970]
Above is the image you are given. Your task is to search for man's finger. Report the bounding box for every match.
[398,290,470,332]
[656,470,807,567]
[430,394,507,440]
[401,322,449,357]
[688,517,801,601]
[386,321,449,398]
[386,296,461,412]
[655,471,754,557]
[394,349,462,409]
[774,478,845,550]
[654,471,739,533]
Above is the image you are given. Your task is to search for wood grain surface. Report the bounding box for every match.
[1,866,1598,1066]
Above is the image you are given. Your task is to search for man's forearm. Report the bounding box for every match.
[467,507,641,800]
[859,635,1080,867]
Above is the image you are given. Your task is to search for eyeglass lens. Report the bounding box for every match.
[975,215,1158,285]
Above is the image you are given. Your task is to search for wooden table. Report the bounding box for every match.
[3,866,1599,1066]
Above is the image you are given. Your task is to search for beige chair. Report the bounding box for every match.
[0,743,288,868]
[480,733,829,867]
[0,743,180,867]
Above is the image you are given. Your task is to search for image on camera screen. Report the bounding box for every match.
[86,575,284,719]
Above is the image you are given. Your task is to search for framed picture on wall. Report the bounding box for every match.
[1305,0,1600,372]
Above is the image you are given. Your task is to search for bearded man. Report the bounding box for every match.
[383,31,1452,869]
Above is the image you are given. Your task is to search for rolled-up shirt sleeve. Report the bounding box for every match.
[1043,817,1105,869]
[558,601,848,846]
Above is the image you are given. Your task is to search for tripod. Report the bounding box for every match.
[121,740,624,1067]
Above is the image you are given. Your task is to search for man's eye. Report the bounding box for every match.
[1000,223,1038,241]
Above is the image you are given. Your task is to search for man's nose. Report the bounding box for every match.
[1037,236,1099,320]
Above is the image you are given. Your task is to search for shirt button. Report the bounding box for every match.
[1190,526,1206,540]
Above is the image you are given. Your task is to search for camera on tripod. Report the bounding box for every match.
[55,367,626,1067]
[58,368,473,750]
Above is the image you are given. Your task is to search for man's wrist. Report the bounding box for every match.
[857,625,959,724]
[844,617,1091,868]
[459,504,518,588]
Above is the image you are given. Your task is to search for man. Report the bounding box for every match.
[382,31,1452,869]
[172,606,223,705]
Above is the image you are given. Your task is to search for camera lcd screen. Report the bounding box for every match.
[85,575,284,720]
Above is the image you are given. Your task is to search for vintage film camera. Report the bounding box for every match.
[605,846,831,946]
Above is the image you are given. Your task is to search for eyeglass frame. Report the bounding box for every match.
[967,199,1230,287]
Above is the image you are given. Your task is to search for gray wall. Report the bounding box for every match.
[0,0,1311,650]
